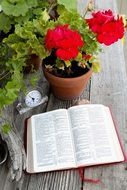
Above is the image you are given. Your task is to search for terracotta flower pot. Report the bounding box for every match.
[43,67,92,100]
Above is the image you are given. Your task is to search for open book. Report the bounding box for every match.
[26,104,125,173]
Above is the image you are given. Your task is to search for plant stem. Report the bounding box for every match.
[48,2,57,15]
[83,0,95,18]
[0,71,10,81]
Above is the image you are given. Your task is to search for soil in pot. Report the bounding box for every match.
[43,51,91,78]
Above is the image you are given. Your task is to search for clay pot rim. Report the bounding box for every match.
[42,65,93,100]
[43,67,93,81]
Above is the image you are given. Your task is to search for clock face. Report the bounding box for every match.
[25,90,42,108]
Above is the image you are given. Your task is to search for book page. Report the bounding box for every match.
[27,109,76,173]
[26,119,35,172]
[68,104,124,166]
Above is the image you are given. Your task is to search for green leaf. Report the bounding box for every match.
[75,52,83,62]
[42,9,50,22]
[28,38,47,58]
[0,71,23,109]
[15,23,35,39]
[30,73,39,86]
[56,60,65,70]
[58,0,77,10]
[0,13,12,33]
[11,42,29,58]
[57,5,80,27]
[2,123,11,134]
[26,0,38,8]
[3,33,21,44]
[64,60,71,67]
[92,62,101,73]
[5,80,20,97]
[1,0,29,16]
[0,89,7,109]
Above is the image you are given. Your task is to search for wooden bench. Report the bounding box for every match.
[0,0,127,189]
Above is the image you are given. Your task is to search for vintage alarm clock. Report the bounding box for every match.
[16,88,48,114]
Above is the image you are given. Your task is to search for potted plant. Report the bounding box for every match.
[41,5,125,99]
[0,0,125,108]
[1,1,125,101]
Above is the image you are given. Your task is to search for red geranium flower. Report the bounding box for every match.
[87,10,124,45]
[45,24,84,60]
[97,18,124,45]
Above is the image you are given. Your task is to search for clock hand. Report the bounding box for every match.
[32,97,35,102]
[28,95,35,101]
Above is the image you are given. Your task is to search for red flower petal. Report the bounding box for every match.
[56,48,78,61]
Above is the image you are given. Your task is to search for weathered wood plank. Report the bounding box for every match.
[117,0,127,14]
[82,0,127,189]
[116,0,127,73]
[123,32,127,74]
[117,0,122,12]
[77,0,89,15]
